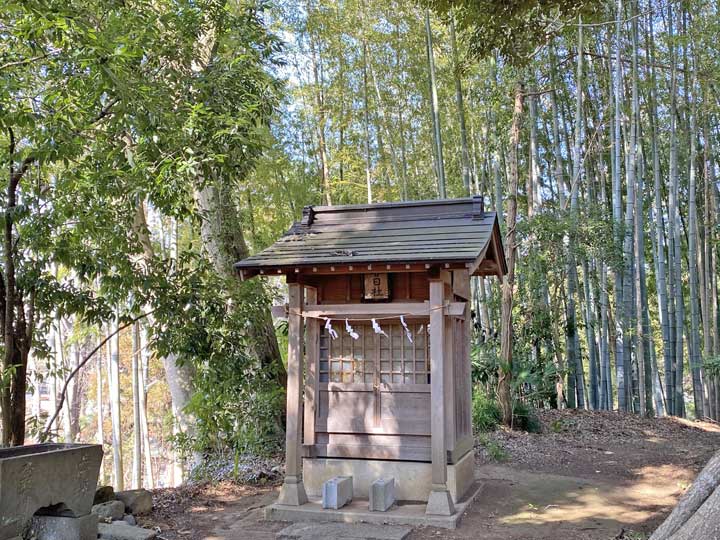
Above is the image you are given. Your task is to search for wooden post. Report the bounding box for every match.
[444,307,456,455]
[426,274,455,516]
[278,281,308,506]
[304,286,319,446]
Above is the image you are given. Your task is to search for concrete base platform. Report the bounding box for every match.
[266,482,482,530]
[277,522,411,539]
[303,450,475,504]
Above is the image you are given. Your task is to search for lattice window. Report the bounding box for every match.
[319,323,375,383]
[379,322,428,384]
[319,321,429,384]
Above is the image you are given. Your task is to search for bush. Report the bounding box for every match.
[472,392,502,432]
[512,400,541,433]
[472,390,541,434]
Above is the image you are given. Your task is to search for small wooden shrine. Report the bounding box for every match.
[236,196,506,516]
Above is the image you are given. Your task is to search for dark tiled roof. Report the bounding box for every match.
[235,197,506,278]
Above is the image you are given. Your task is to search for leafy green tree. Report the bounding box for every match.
[1,0,283,446]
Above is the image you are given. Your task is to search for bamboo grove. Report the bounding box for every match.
[257,0,720,419]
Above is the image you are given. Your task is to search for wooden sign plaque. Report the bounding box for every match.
[364,273,389,300]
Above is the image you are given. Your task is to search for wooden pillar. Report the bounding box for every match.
[278,281,308,506]
[444,306,456,455]
[303,286,319,446]
[426,273,456,516]
[453,270,473,459]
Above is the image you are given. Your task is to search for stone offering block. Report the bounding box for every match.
[322,476,353,510]
[0,443,103,540]
[369,477,395,512]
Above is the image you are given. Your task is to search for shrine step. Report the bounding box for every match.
[276,522,411,540]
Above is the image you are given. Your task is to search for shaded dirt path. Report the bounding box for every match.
[142,411,720,540]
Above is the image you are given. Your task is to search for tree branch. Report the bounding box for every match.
[41,309,156,440]
[0,53,50,71]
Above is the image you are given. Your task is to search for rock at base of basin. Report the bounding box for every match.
[92,500,126,521]
[94,486,116,505]
[30,513,98,540]
[115,489,153,515]
[122,514,137,526]
[98,522,157,540]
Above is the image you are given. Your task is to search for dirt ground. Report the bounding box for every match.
[141,410,720,540]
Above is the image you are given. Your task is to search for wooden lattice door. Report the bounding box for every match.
[315,320,432,461]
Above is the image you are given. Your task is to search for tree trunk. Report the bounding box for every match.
[613,0,626,412]
[527,94,541,215]
[449,16,471,196]
[668,3,685,417]
[646,8,672,416]
[631,6,652,416]
[498,82,524,426]
[686,33,704,418]
[309,31,331,206]
[566,19,584,409]
[139,324,154,488]
[134,202,201,474]
[650,450,720,540]
[109,318,124,490]
[621,1,637,411]
[132,321,142,489]
[361,0,373,203]
[425,9,446,199]
[96,341,106,483]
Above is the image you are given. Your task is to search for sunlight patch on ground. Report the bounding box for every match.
[671,417,720,433]
[497,466,685,526]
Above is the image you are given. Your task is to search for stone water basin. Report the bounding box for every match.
[0,443,103,540]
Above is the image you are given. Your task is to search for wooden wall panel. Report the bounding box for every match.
[319,275,351,303]
[313,433,431,462]
[317,387,376,433]
[410,273,430,301]
[318,272,429,304]
[454,316,471,442]
[379,390,431,436]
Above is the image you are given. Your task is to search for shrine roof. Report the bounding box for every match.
[235,196,507,279]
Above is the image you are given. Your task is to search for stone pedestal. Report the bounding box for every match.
[425,488,455,516]
[30,513,98,540]
[278,475,308,506]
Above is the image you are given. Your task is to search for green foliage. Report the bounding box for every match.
[704,356,720,378]
[549,419,566,433]
[477,433,509,462]
[511,400,541,433]
[472,391,502,432]
[154,257,285,457]
[1,0,284,444]
[472,389,541,433]
[425,0,601,64]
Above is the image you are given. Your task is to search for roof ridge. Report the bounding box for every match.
[310,197,479,214]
